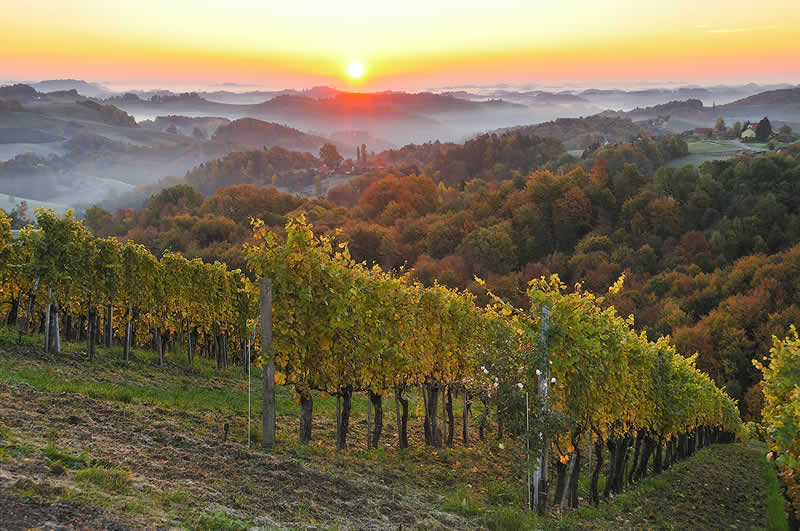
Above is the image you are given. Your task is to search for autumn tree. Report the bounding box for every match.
[319,143,343,169]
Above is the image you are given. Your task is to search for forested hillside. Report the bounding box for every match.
[211,118,339,153]
[492,116,647,149]
[64,134,800,422]
[182,146,320,196]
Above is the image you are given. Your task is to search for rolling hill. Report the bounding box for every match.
[723,87,800,106]
[211,118,334,152]
[491,116,647,149]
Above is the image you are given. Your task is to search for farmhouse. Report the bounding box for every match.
[741,128,756,140]
[693,127,713,137]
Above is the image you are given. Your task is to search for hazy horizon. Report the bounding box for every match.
[4,77,800,96]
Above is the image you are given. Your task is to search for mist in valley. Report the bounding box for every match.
[1,78,799,214]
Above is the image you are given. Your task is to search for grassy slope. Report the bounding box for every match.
[665,139,764,168]
[665,138,800,168]
[0,194,66,213]
[0,330,789,529]
[566,442,787,530]
[0,332,512,529]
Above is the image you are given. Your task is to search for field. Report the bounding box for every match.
[0,193,66,214]
[0,330,788,529]
[665,139,766,168]
[0,141,67,161]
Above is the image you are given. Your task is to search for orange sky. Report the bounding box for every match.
[1,0,799,90]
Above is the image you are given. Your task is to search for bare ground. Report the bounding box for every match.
[0,381,469,529]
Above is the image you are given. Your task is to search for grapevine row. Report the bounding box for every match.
[0,208,255,365]
[246,215,742,509]
[0,209,742,512]
[756,330,800,522]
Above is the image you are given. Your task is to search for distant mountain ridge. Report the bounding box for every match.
[29,79,113,98]
[723,87,800,106]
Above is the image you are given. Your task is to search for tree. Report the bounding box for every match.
[553,186,592,250]
[755,117,772,142]
[714,118,726,134]
[731,121,743,138]
[192,127,207,140]
[8,201,31,229]
[0,211,11,272]
[457,222,516,276]
[319,143,343,169]
[83,205,113,235]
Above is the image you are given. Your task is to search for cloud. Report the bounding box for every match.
[704,25,777,34]
[707,28,752,33]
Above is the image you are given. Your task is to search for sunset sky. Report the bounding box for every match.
[2,0,799,90]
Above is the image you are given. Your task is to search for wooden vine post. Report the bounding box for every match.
[247,318,258,448]
[261,277,276,448]
[367,396,372,449]
[526,391,531,511]
[532,305,550,515]
[44,288,52,352]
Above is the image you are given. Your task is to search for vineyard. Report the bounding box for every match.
[0,207,759,522]
[757,330,800,527]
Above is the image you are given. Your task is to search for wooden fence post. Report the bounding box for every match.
[261,278,275,448]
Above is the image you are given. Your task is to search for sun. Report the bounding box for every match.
[347,60,365,80]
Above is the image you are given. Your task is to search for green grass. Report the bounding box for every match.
[0,327,462,447]
[43,442,90,470]
[0,422,37,462]
[665,139,766,168]
[567,442,787,530]
[487,479,521,507]
[190,509,251,530]
[762,456,790,531]
[442,487,484,516]
[482,506,543,531]
[75,466,132,493]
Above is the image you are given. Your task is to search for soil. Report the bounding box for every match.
[0,381,466,529]
[0,492,132,531]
